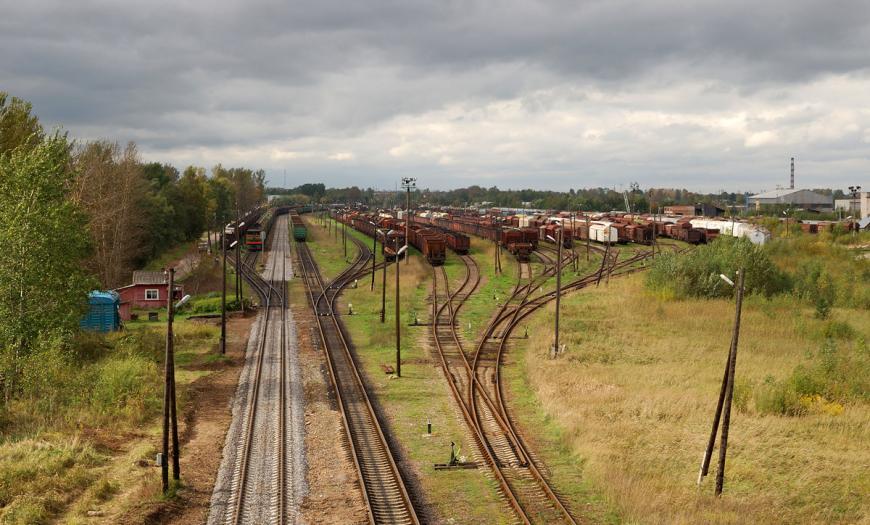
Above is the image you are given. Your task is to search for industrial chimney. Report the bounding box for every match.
[790,157,794,189]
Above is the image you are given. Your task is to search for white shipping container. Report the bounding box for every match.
[589,221,618,243]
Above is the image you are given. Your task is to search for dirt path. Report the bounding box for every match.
[110,315,254,525]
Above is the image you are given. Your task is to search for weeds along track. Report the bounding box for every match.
[219,216,297,525]
[296,235,420,525]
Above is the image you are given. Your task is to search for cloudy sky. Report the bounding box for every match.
[3,0,869,191]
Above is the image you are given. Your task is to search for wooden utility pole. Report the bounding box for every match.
[162,268,180,492]
[698,270,746,495]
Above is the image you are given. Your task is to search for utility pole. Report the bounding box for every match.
[236,222,244,314]
[234,223,241,303]
[162,268,180,493]
[555,227,562,355]
[698,270,746,495]
[220,231,227,354]
[395,235,402,377]
[343,213,347,259]
[402,177,416,265]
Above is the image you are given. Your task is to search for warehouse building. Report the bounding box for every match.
[748,189,833,212]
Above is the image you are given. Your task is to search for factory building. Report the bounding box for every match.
[747,189,834,212]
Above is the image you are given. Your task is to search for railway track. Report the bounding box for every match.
[428,247,577,525]
[212,215,298,525]
[296,233,420,525]
[430,239,666,524]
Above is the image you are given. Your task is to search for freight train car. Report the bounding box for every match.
[245,224,264,251]
[408,225,447,265]
[290,212,307,241]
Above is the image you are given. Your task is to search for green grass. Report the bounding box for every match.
[0,438,106,524]
[306,217,514,524]
[509,272,870,524]
[0,301,223,523]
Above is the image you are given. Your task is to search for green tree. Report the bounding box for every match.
[0,133,94,401]
[0,92,44,155]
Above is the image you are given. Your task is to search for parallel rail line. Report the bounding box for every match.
[296,232,420,525]
[227,216,292,524]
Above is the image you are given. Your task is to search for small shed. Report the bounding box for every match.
[81,291,121,332]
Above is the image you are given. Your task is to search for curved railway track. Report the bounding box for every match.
[430,238,672,524]
[296,233,420,525]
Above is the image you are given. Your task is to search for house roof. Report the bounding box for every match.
[132,271,168,285]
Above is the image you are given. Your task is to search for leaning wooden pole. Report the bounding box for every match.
[715,269,746,496]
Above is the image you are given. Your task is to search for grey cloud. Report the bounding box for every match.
[1,0,869,189]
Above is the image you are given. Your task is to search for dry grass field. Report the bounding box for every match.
[510,273,869,524]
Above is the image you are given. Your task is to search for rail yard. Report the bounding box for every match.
[196,200,833,524]
[161,194,870,524]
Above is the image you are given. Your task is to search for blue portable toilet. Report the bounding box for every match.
[81,291,121,332]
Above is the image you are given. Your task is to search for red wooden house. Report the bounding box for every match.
[115,271,183,320]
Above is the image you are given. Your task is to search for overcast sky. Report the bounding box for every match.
[3,0,869,192]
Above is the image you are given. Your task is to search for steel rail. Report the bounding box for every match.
[296,228,420,525]
[229,218,288,525]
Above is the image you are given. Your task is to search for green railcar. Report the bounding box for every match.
[290,213,307,241]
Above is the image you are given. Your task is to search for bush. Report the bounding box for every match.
[646,236,789,299]
[754,336,869,416]
[185,295,252,314]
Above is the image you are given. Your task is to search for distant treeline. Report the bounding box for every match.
[269,182,849,213]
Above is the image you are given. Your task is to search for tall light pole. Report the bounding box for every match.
[236,221,245,313]
[220,232,228,354]
[402,177,416,265]
[395,239,408,377]
[848,186,862,235]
